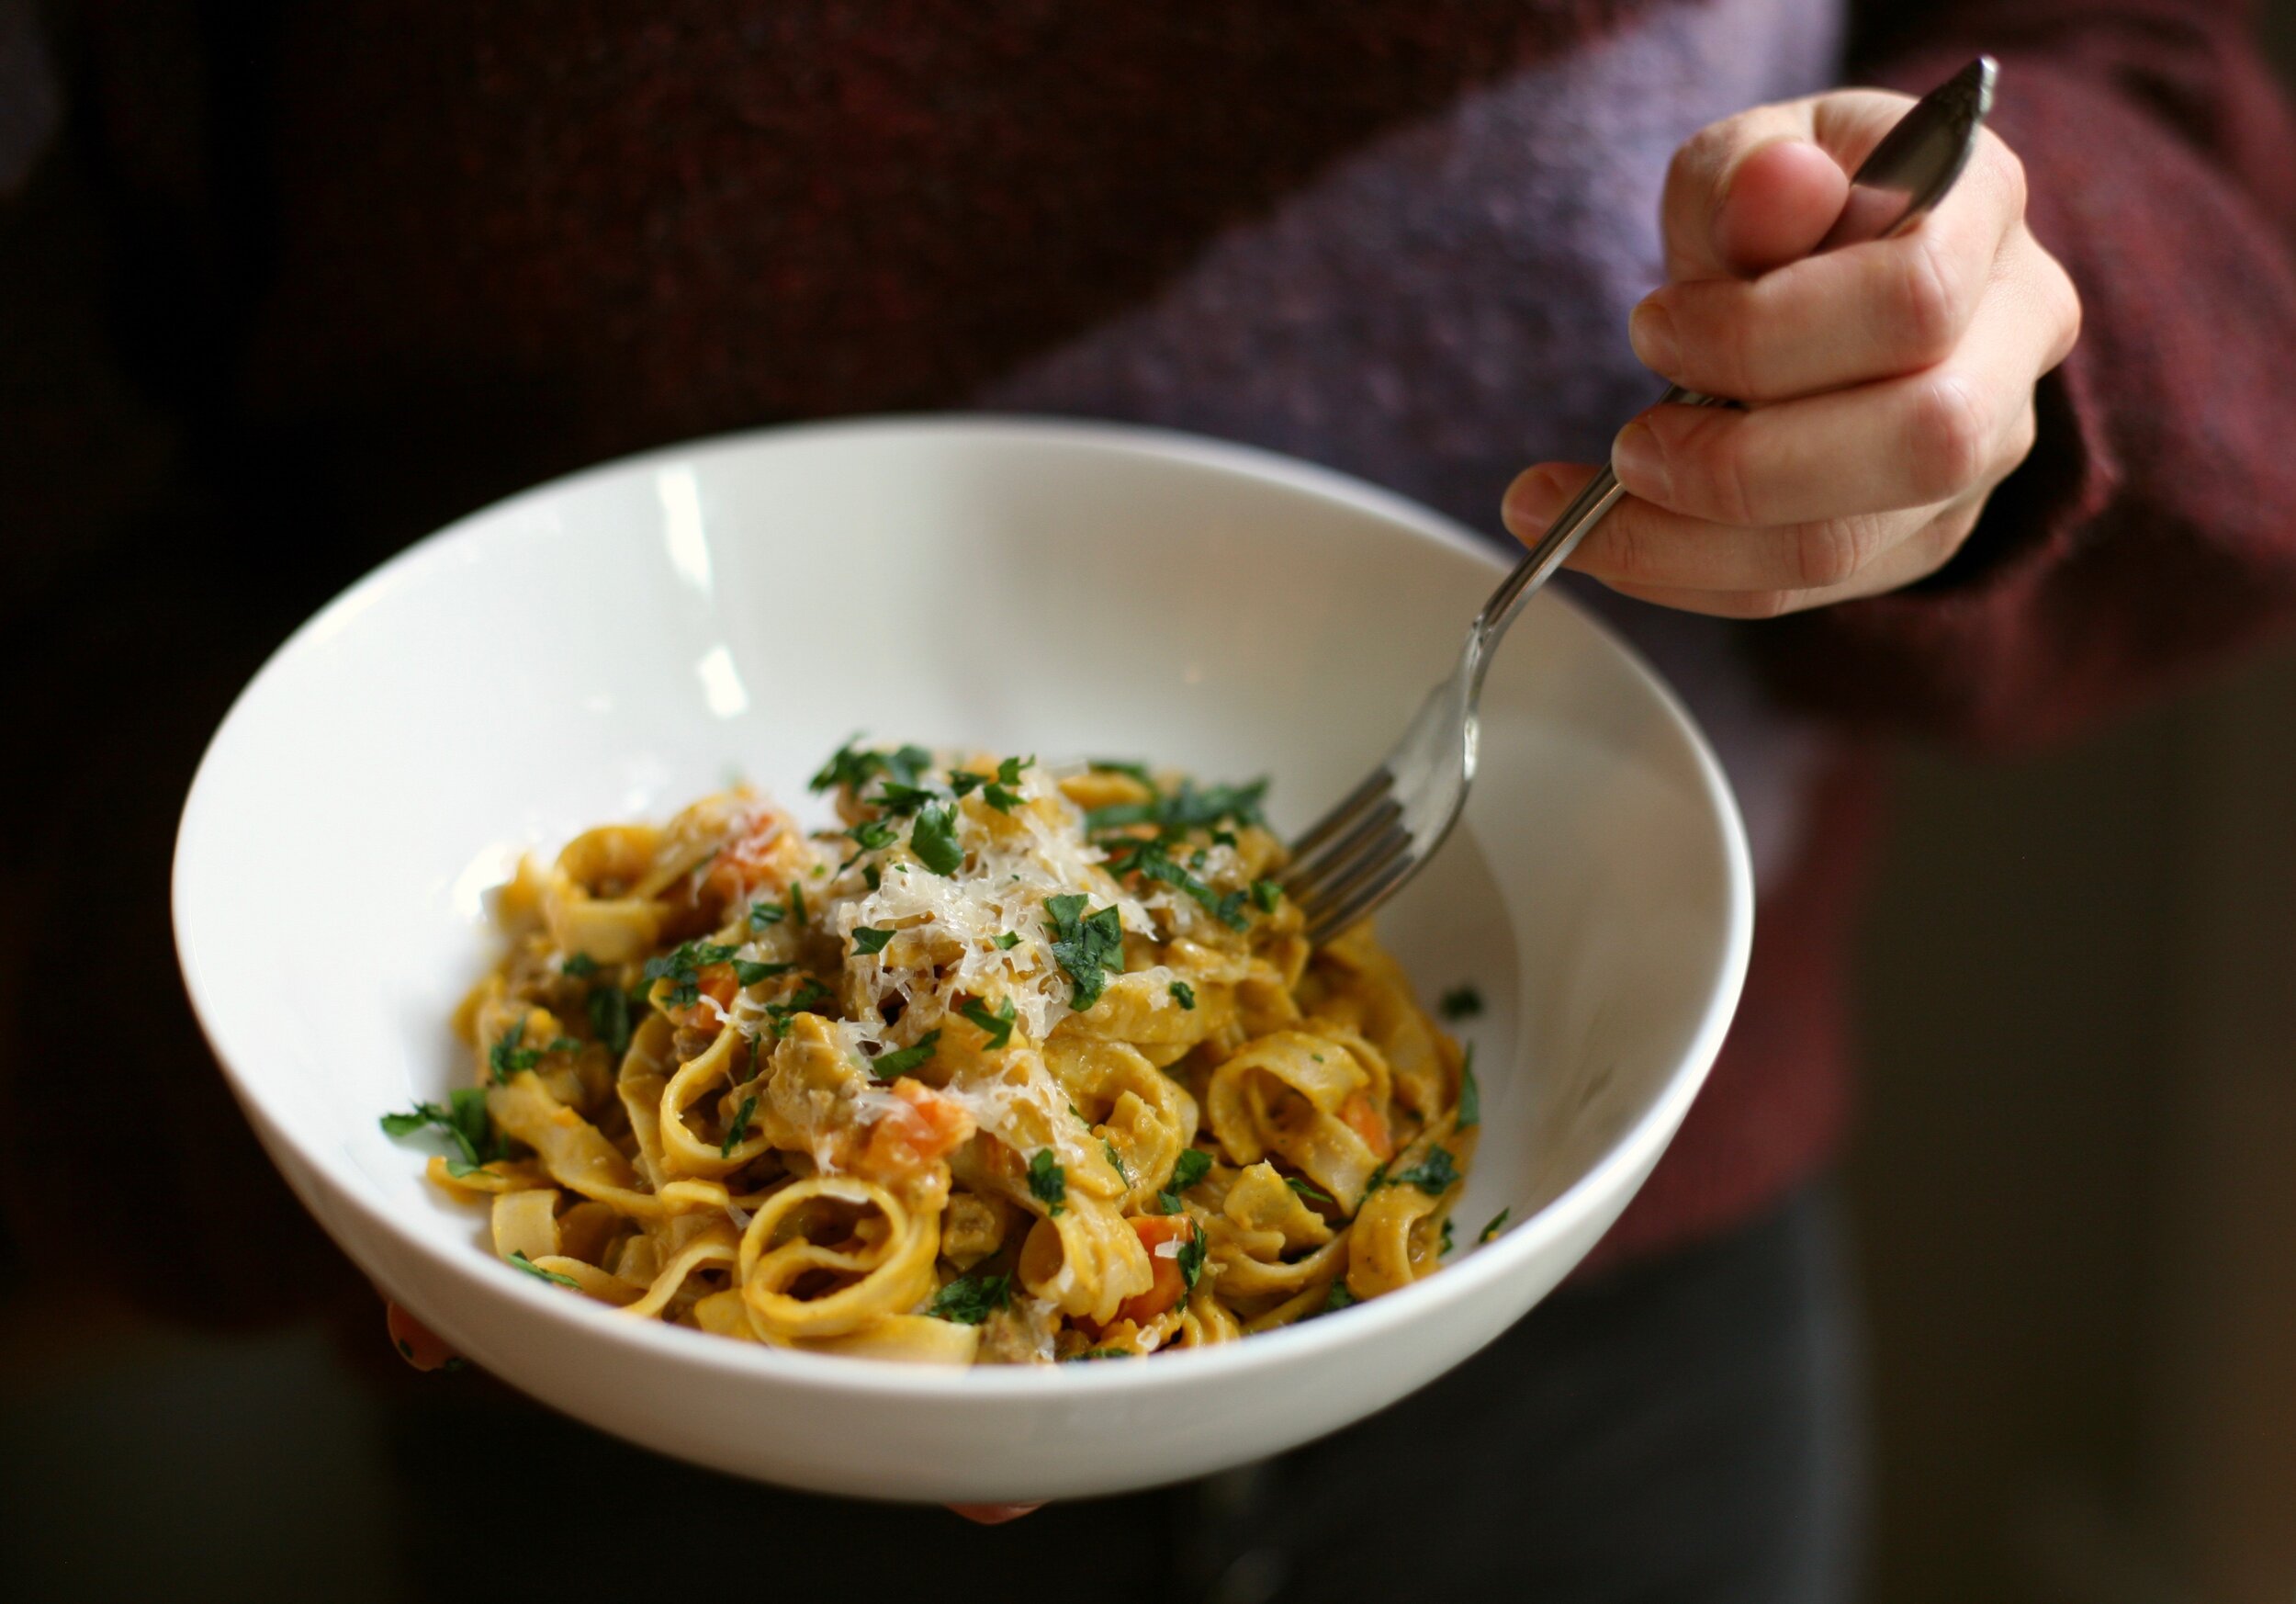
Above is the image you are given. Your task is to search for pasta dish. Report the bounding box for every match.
[385,743,1479,1364]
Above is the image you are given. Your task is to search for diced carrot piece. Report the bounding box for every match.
[670,964,740,1035]
[1116,1214,1197,1326]
[1338,1090,1394,1161]
[858,1079,975,1179]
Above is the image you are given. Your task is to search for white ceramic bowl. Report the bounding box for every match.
[173,417,1750,1503]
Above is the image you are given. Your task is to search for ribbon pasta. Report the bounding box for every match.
[389,744,1480,1364]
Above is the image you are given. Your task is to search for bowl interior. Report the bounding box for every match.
[174,417,1749,1487]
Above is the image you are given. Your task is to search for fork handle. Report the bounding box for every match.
[1466,385,1727,685]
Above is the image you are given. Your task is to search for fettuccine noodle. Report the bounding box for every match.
[386,744,1479,1364]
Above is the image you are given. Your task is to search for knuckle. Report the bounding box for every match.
[1689,413,1764,525]
[1892,236,1968,367]
[1906,372,1993,500]
[1992,138,2030,220]
[1790,518,1881,590]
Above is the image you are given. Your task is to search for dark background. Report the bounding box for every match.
[4,7,2294,1602]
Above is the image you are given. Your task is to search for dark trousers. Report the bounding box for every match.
[392,1180,1863,1603]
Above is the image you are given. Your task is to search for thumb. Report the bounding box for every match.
[1711,137,1845,275]
[1661,104,1846,280]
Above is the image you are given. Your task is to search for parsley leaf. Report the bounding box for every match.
[958,996,1017,1051]
[1323,1281,1358,1314]
[748,898,784,931]
[1168,980,1197,1011]
[1083,776,1267,838]
[947,770,985,798]
[848,818,898,853]
[588,985,633,1056]
[886,744,932,785]
[1086,758,1156,791]
[1440,1215,1456,1257]
[379,1094,500,1172]
[850,926,896,956]
[1389,1147,1460,1196]
[1439,984,1484,1022]
[720,1093,759,1158]
[1045,893,1124,1009]
[873,779,940,816]
[996,755,1033,786]
[1251,878,1282,913]
[910,801,963,875]
[1028,1149,1068,1216]
[1176,1222,1208,1294]
[1158,1147,1212,1214]
[561,952,599,978]
[508,1250,579,1288]
[763,977,832,1037]
[811,735,891,794]
[642,939,739,1009]
[871,1029,940,1080]
[1286,1175,1334,1204]
[994,931,1020,950]
[1102,1137,1132,1187]
[732,959,793,987]
[1479,1208,1511,1245]
[927,1270,1012,1325]
[979,754,1032,812]
[787,883,807,927]
[1100,837,1247,931]
[1457,1045,1480,1130]
[488,1019,542,1084]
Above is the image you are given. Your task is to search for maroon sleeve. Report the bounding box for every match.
[1743,1,2296,751]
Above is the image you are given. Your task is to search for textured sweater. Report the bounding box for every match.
[5,0,2294,1305]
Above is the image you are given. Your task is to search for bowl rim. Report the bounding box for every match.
[172,412,1753,1400]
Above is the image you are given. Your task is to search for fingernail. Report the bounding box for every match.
[1628,299,1680,378]
[1502,467,1566,534]
[1612,420,1670,502]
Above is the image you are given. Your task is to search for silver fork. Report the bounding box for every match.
[1283,56,1997,944]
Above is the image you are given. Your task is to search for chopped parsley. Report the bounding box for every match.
[488,1018,543,1084]
[1439,1215,1456,1257]
[957,996,1017,1051]
[850,926,896,956]
[787,883,807,927]
[982,754,1032,812]
[1028,1148,1068,1216]
[1176,1223,1207,1294]
[748,898,783,931]
[848,817,898,853]
[763,977,833,1037]
[927,1270,1012,1325]
[1045,893,1124,1009]
[1251,879,1282,913]
[1457,1046,1480,1130]
[1086,758,1156,790]
[1168,980,1197,1011]
[561,952,599,978]
[378,1086,499,1169]
[642,939,738,1009]
[1082,776,1267,837]
[588,985,634,1056]
[1102,1137,1132,1187]
[720,1093,759,1158]
[1323,1281,1358,1314]
[1159,1147,1212,1214]
[508,1250,578,1288]
[1389,1147,1460,1196]
[1479,1208,1511,1244]
[909,801,963,875]
[812,737,929,796]
[994,931,1020,950]
[946,770,985,798]
[1439,984,1484,1021]
[1286,1175,1334,1204]
[1101,836,1248,931]
[871,1029,940,1080]
[734,959,793,987]
[873,779,940,816]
